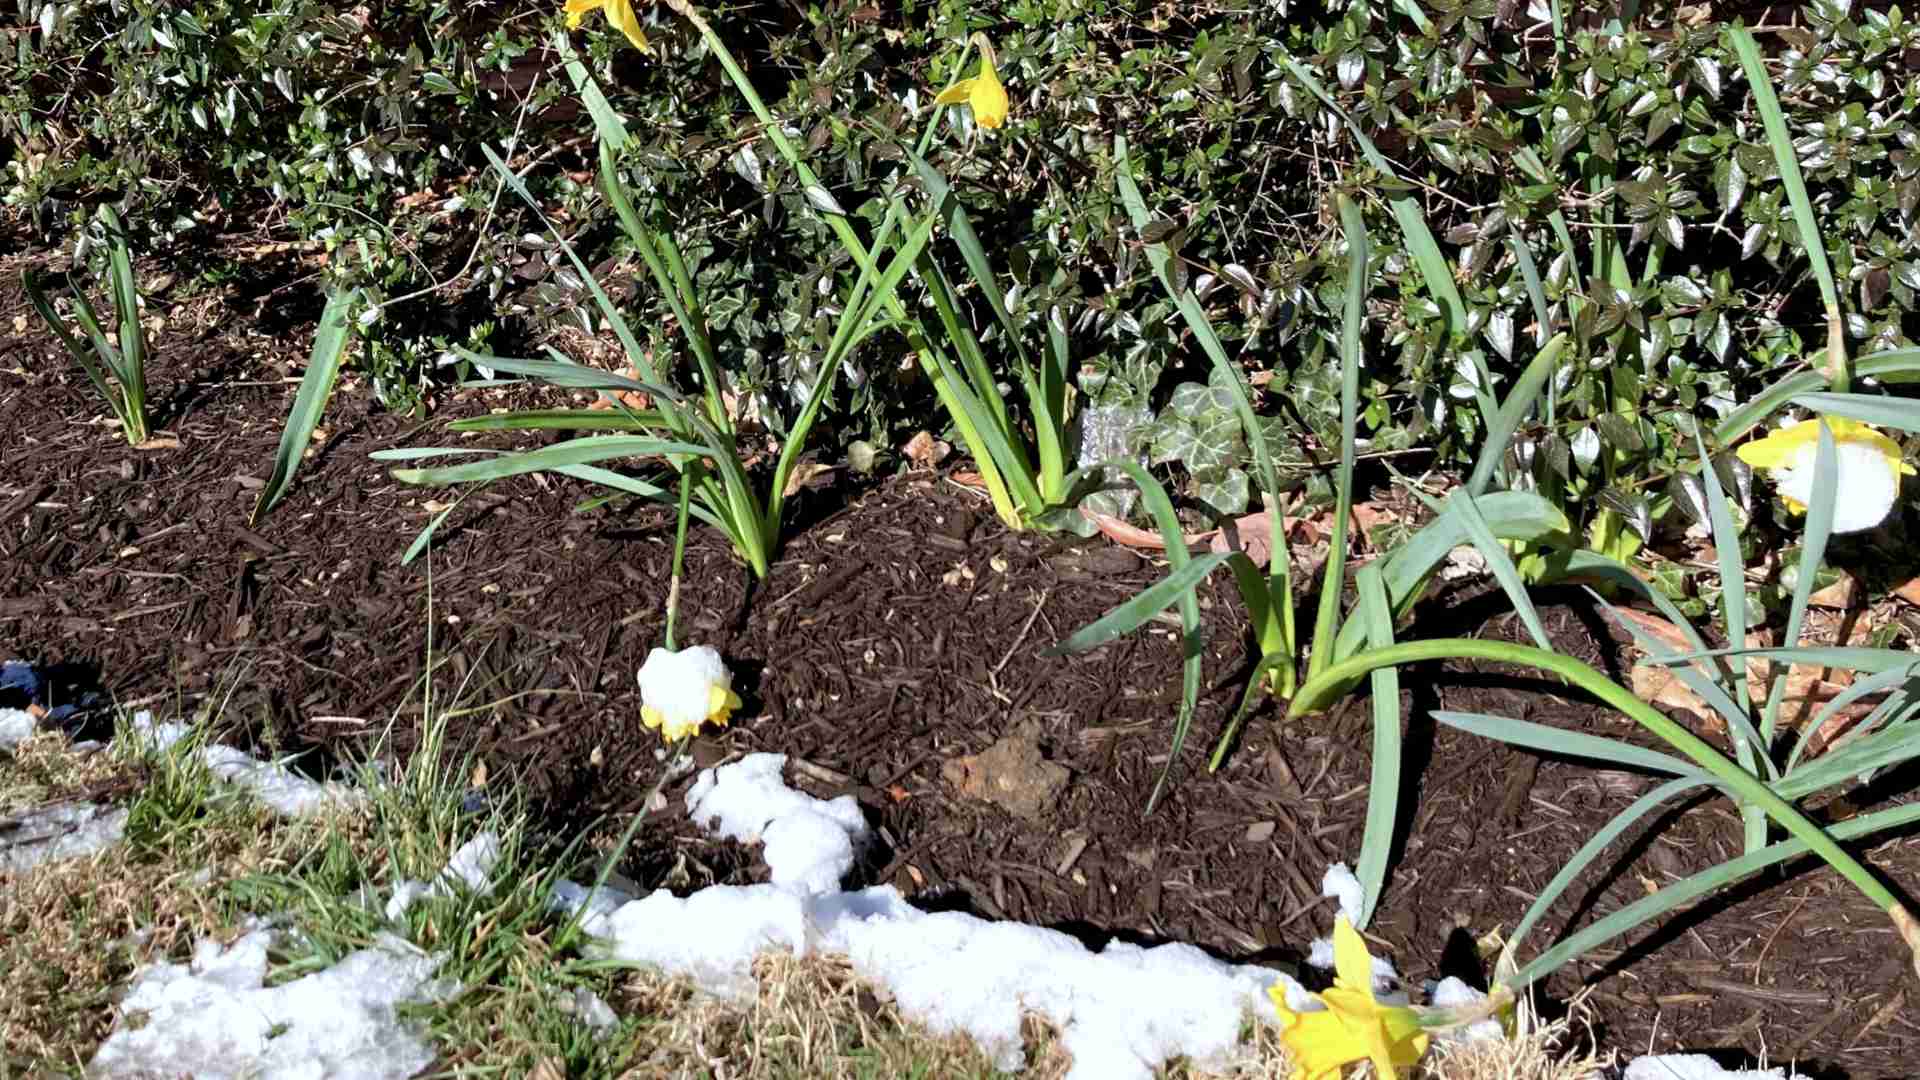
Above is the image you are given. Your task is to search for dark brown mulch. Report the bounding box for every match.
[5,263,1920,1077]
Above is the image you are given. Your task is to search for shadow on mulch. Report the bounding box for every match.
[4,264,1919,1077]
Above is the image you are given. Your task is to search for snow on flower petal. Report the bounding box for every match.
[1736,417,1912,534]
[1268,917,1428,1080]
[638,645,741,743]
[564,0,651,53]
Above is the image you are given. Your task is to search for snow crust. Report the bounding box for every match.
[686,751,867,894]
[0,801,128,874]
[0,706,35,748]
[89,927,450,1079]
[131,712,363,817]
[1622,1054,1801,1080]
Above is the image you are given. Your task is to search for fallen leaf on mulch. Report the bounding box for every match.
[133,435,181,451]
[940,720,1069,820]
[1896,577,1920,607]
[1080,507,1281,568]
[903,430,950,466]
[1614,607,1857,726]
[586,357,652,412]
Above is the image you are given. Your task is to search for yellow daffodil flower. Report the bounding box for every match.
[1736,416,1914,534]
[638,645,742,742]
[1269,917,1430,1080]
[935,33,1009,129]
[565,0,651,53]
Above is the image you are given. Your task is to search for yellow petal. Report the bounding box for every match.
[1277,1008,1362,1080]
[1330,916,1374,992]
[935,77,977,107]
[565,0,601,27]
[969,61,1008,128]
[1736,419,1821,470]
[640,703,664,730]
[603,0,651,52]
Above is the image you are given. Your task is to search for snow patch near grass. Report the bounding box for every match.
[1622,1054,1801,1079]
[89,927,451,1080]
[130,712,363,817]
[564,752,1293,1080]
[0,801,128,874]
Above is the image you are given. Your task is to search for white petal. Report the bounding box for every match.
[1775,439,1900,534]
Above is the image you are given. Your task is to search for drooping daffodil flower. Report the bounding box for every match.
[1270,916,1430,1080]
[638,645,741,743]
[934,33,1009,130]
[565,0,651,53]
[1735,417,1913,534]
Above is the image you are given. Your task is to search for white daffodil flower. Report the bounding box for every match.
[1736,417,1913,534]
[637,645,741,743]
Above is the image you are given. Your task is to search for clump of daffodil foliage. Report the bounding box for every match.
[1270,917,1429,1080]
[1738,417,1915,534]
[637,645,742,743]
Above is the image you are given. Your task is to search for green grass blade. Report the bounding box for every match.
[21,270,122,416]
[1762,424,1837,751]
[1716,348,1920,442]
[100,207,148,441]
[1697,429,1766,853]
[1432,710,1704,778]
[253,288,358,524]
[1497,776,1711,980]
[448,409,666,432]
[1505,800,1920,992]
[391,434,712,485]
[1352,563,1400,930]
[480,144,650,375]
[1443,490,1554,651]
[1050,459,1218,811]
[1277,59,1466,341]
[1791,392,1920,434]
[1294,638,1914,940]
[1468,333,1568,496]
[1048,551,1238,654]
[1329,492,1571,663]
[1729,23,1845,389]
[558,33,629,150]
[1648,644,1920,676]
[1509,235,1552,348]
[1784,661,1920,778]
[1309,196,1370,683]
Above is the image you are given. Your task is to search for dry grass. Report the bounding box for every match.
[1,732,374,1075]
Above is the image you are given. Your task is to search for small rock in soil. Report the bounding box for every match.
[941,719,1070,820]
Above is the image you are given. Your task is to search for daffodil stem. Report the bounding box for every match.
[664,462,695,652]
[553,736,692,955]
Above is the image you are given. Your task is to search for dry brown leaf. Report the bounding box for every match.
[1896,577,1920,607]
[781,460,833,499]
[903,430,950,466]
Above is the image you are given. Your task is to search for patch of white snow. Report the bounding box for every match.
[0,706,36,748]
[1321,861,1364,925]
[1622,1054,1799,1080]
[88,928,451,1080]
[0,801,128,874]
[685,752,867,894]
[1429,976,1503,1042]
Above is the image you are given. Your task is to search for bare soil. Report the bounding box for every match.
[5,244,1919,1077]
